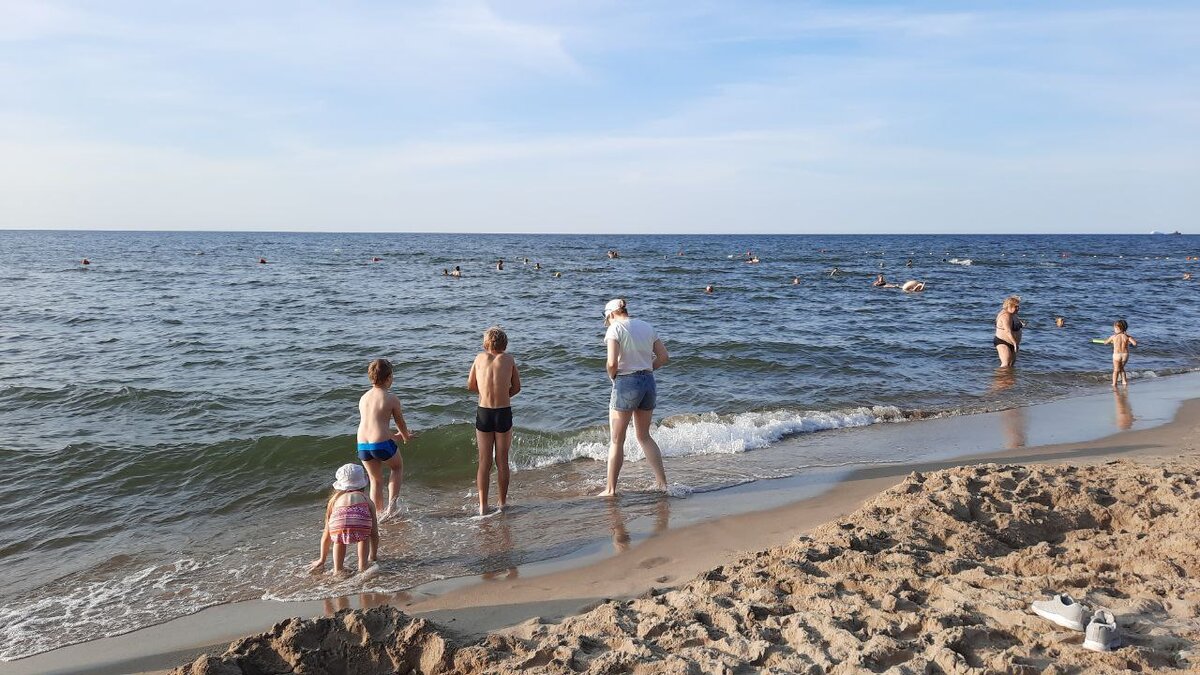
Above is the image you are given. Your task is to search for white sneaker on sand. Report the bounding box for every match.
[1031,593,1091,632]
[1083,610,1121,652]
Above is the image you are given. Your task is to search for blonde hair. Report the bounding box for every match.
[1002,296,1021,311]
[482,326,508,353]
[367,358,393,386]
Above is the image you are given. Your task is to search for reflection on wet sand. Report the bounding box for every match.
[608,496,671,554]
[478,515,518,581]
[324,589,412,615]
[1001,407,1026,449]
[1114,389,1133,430]
[991,367,1016,394]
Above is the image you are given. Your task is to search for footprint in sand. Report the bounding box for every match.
[638,556,670,569]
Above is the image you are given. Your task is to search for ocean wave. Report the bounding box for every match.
[519,405,906,469]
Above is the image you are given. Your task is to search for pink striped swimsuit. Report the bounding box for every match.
[328,500,373,544]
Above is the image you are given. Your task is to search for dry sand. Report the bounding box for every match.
[174,454,1200,672]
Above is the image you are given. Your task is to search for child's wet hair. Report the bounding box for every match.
[1115,319,1128,332]
[367,358,393,385]
[482,326,508,353]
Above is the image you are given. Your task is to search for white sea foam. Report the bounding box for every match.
[0,557,222,662]
[519,406,905,469]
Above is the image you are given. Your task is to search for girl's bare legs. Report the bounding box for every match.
[633,408,667,490]
[332,541,347,574]
[1112,361,1120,389]
[495,429,512,510]
[476,430,495,515]
[356,540,372,572]
[601,409,634,496]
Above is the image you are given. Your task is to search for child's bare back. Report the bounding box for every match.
[1104,320,1137,388]
[470,352,519,408]
[357,387,406,444]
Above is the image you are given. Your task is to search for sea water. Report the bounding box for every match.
[1,231,1197,660]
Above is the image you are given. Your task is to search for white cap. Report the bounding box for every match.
[332,463,369,491]
[604,298,625,317]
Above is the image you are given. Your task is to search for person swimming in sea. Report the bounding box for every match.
[534,262,541,270]
[792,276,800,285]
[450,266,462,278]
[553,271,562,278]
[902,280,926,292]
[829,267,842,277]
[496,259,504,271]
[705,285,714,294]
[872,274,887,287]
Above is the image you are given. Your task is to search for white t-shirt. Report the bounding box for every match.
[605,318,658,374]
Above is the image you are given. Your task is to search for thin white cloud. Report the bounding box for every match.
[0,2,1197,231]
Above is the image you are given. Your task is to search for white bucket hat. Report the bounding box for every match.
[332,463,368,491]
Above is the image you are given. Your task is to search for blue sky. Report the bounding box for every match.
[1,1,1197,232]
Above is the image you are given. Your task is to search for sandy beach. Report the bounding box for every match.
[10,393,1195,674]
[176,413,1200,674]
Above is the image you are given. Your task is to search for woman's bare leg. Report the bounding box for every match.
[633,408,667,490]
[996,345,1014,368]
[602,409,634,496]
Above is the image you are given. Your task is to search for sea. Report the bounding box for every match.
[1,231,1197,661]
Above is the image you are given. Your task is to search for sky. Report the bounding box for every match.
[0,1,1197,233]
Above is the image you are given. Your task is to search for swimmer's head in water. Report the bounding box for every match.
[367,358,393,386]
[482,326,508,353]
[1115,319,1128,333]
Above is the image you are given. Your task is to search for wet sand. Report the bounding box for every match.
[11,388,1200,674]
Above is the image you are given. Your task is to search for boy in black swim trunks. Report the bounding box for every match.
[467,327,521,515]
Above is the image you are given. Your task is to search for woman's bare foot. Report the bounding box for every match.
[597,489,617,497]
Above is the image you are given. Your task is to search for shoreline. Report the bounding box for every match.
[10,375,1200,674]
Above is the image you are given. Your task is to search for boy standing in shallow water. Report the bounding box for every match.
[1104,320,1137,389]
[467,327,521,515]
[358,359,411,517]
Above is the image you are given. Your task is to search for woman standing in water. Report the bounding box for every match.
[994,296,1023,367]
[600,298,669,496]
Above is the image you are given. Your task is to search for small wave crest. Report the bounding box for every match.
[519,405,906,468]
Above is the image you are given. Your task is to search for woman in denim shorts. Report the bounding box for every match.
[599,298,670,496]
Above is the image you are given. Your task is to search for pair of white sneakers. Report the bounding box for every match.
[1031,594,1121,652]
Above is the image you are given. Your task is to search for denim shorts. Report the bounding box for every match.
[610,370,656,411]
